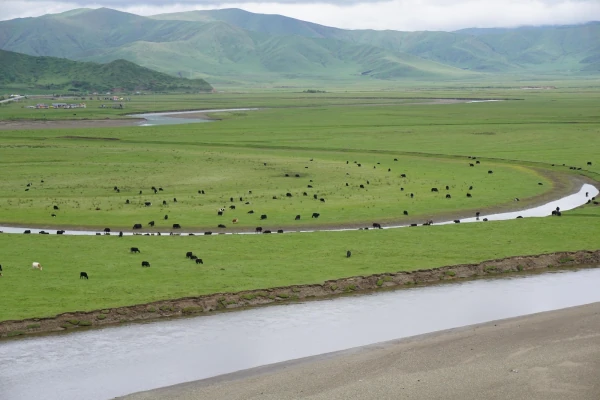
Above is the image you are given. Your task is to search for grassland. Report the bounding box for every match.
[0,204,599,321]
[0,88,599,322]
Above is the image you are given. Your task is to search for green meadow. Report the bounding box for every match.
[0,204,598,321]
[0,88,599,321]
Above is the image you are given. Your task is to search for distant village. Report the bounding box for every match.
[27,94,133,110]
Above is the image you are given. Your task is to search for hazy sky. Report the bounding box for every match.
[3,0,600,31]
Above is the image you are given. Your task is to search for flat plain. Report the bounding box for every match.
[0,88,598,321]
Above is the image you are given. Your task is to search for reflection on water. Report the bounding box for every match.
[1,268,599,400]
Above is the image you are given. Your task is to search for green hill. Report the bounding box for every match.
[154,8,600,74]
[0,8,477,84]
[0,7,598,86]
[0,49,213,92]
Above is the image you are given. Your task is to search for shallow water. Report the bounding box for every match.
[130,108,259,126]
[0,184,596,235]
[1,268,599,400]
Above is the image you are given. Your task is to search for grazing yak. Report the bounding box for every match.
[346,250,352,258]
[24,230,31,234]
[144,202,152,207]
[218,224,226,228]
[403,211,408,215]
[141,261,151,267]
[133,223,142,229]
[233,218,239,224]
[173,224,181,229]
[80,272,88,279]
[372,223,382,229]
[260,214,268,220]
[119,231,123,237]
[312,213,320,218]
[295,215,301,220]
[277,229,284,233]
[53,205,59,210]
[130,247,141,253]
[148,221,155,227]
[186,251,194,258]
[256,227,263,233]
[446,194,452,199]
[196,258,204,264]
[32,262,42,270]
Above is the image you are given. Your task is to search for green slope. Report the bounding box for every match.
[1,7,598,86]
[0,8,476,84]
[153,8,600,74]
[0,49,213,92]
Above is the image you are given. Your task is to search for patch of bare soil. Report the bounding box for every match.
[0,119,144,131]
[1,250,598,339]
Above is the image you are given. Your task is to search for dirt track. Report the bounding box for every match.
[118,302,600,400]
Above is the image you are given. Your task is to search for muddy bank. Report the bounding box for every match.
[0,119,144,131]
[1,250,599,339]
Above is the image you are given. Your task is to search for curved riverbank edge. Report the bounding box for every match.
[2,249,599,339]
[118,302,600,400]
[0,171,596,235]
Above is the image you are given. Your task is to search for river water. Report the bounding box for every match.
[0,183,596,235]
[129,108,259,126]
[1,267,599,400]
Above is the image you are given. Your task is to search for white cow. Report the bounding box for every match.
[32,262,43,270]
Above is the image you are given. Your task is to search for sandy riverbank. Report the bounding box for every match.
[119,302,600,400]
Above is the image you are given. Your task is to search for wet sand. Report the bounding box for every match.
[119,302,600,400]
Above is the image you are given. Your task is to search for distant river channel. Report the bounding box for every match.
[129,108,259,126]
[1,268,600,400]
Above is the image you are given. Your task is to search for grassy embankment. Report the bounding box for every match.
[0,89,598,321]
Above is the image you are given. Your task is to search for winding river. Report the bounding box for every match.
[129,108,259,126]
[1,267,599,400]
[0,183,597,235]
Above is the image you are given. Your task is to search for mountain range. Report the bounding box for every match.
[1,7,598,85]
